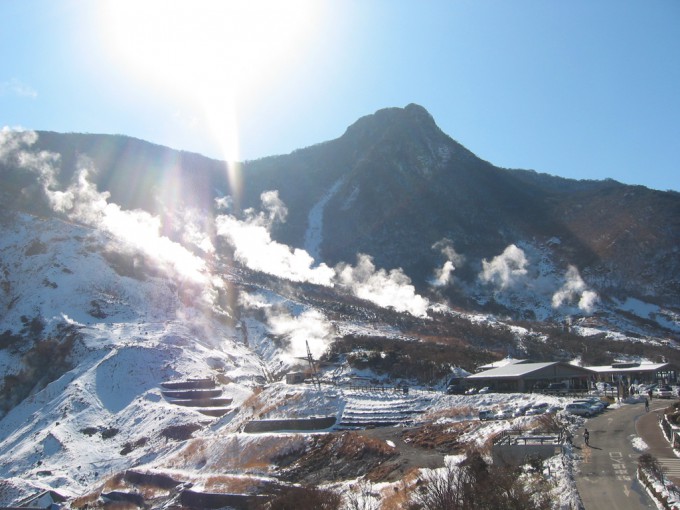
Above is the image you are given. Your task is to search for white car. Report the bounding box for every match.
[478,386,491,394]
[513,404,532,417]
[565,403,594,417]
[493,408,514,420]
[525,403,549,416]
[653,386,674,399]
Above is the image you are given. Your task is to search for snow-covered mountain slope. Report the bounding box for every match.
[0,208,552,504]
[0,211,269,497]
[0,125,677,507]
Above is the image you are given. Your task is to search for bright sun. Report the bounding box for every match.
[101,0,319,164]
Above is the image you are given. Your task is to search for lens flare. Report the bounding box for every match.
[101,0,319,209]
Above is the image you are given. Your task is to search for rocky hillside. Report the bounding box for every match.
[16,105,678,319]
[0,121,678,507]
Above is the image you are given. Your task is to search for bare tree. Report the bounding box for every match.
[409,449,550,510]
[410,462,467,510]
[345,479,380,510]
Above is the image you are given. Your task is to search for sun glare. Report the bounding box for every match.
[101,0,318,203]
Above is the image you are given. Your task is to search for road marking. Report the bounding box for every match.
[658,458,680,477]
[610,451,634,483]
[583,447,592,464]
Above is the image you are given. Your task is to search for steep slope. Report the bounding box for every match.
[0,209,258,496]
[0,204,678,506]
[11,105,680,318]
[238,105,680,311]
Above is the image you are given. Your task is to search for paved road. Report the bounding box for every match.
[636,402,680,486]
[575,400,661,510]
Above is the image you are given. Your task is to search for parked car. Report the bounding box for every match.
[493,408,514,420]
[513,404,532,417]
[596,382,615,392]
[465,387,478,395]
[525,402,549,416]
[446,385,465,395]
[573,398,606,413]
[572,400,603,414]
[478,387,491,394]
[653,385,674,399]
[479,410,494,421]
[640,384,657,395]
[565,403,594,417]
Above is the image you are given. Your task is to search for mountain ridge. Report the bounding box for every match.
[7,104,678,314]
[0,110,679,506]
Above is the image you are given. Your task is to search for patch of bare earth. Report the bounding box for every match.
[276,422,474,485]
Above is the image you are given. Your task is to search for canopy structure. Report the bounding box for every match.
[466,361,594,393]
[586,361,676,386]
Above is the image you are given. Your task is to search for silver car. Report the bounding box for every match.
[565,403,594,417]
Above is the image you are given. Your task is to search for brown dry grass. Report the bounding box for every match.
[256,390,305,418]
[379,471,421,510]
[379,485,410,510]
[181,438,208,460]
[338,432,396,458]
[70,492,100,509]
[242,386,289,418]
[401,422,472,451]
[97,503,139,510]
[102,472,126,491]
[70,473,134,509]
[242,386,263,409]
[422,405,475,422]
[203,474,258,493]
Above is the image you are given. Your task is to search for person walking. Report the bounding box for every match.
[645,397,649,412]
[583,428,590,446]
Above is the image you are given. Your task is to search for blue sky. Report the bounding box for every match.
[1,0,679,191]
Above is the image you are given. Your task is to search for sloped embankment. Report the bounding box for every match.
[160,379,235,417]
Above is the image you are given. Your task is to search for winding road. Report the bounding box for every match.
[575,399,672,509]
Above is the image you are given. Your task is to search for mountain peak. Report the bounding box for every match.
[341,103,443,143]
[403,102,434,120]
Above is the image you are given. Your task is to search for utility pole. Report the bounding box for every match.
[306,340,321,391]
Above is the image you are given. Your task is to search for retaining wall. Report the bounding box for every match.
[243,416,336,433]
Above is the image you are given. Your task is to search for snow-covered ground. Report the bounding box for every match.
[0,209,660,508]
[0,201,676,507]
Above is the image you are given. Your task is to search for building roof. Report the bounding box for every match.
[467,362,560,379]
[586,362,671,374]
[467,361,596,380]
[476,358,527,371]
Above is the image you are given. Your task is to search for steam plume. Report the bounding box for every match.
[216,193,431,317]
[266,308,334,360]
[1,128,215,306]
[215,194,335,286]
[335,254,429,317]
[430,238,464,287]
[0,127,60,189]
[479,244,528,290]
[552,265,599,314]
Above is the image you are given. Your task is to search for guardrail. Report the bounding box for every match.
[344,384,410,394]
[494,428,564,446]
[533,388,590,397]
